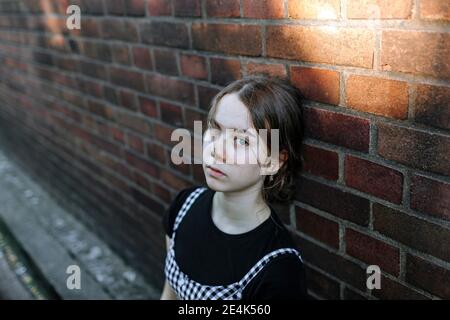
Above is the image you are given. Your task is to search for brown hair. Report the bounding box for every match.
[206,74,305,203]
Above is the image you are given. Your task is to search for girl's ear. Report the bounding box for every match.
[260,149,288,176]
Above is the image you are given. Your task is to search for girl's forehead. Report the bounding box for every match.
[215,93,254,130]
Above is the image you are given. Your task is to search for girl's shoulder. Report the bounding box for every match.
[161,185,205,238]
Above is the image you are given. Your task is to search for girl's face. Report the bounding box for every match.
[202,93,270,193]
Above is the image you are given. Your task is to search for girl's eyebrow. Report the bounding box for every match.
[211,119,255,136]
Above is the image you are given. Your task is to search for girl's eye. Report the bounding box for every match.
[234,136,249,146]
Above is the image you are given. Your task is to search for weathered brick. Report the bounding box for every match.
[296,206,340,248]
[146,73,195,105]
[125,0,146,16]
[345,228,400,276]
[80,60,107,80]
[206,0,240,18]
[296,176,370,226]
[381,31,450,80]
[305,266,341,299]
[192,23,262,56]
[118,90,138,111]
[347,0,413,19]
[114,110,151,135]
[410,175,450,221]
[288,0,340,19]
[180,54,208,80]
[420,0,450,21]
[148,0,172,16]
[160,102,183,127]
[294,234,368,290]
[346,75,409,119]
[344,155,403,204]
[132,46,153,70]
[140,22,189,48]
[110,67,145,92]
[304,107,370,152]
[406,254,450,299]
[111,43,131,65]
[197,85,220,111]
[125,150,159,177]
[147,141,167,164]
[101,19,139,42]
[414,84,450,130]
[153,49,178,76]
[373,203,450,263]
[107,0,126,15]
[126,132,145,154]
[242,0,285,19]
[174,0,201,17]
[246,62,287,78]
[210,57,242,86]
[139,96,158,118]
[290,66,340,105]
[377,122,450,176]
[373,275,430,300]
[160,170,191,190]
[267,26,375,68]
[302,144,339,181]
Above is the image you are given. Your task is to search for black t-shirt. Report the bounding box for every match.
[161,185,308,300]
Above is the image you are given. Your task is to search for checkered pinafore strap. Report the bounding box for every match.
[165,186,303,300]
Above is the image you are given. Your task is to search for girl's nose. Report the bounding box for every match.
[211,135,227,163]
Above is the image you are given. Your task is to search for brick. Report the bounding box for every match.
[160,170,192,190]
[110,67,145,92]
[140,22,189,48]
[133,171,151,189]
[101,19,139,42]
[146,73,195,105]
[343,287,367,300]
[132,46,153,70]
[80,18,100,38]
[185,108,206,131]
[139,96,158,118]
[344,155,403,204]
[242,0,285,19]
[267,26,375,68]
[290,66,340,105]
[304,107,370,152]
[160,102,183,127]
[87,100,113,120]
[302,144,339,181]
[347,0,413,19]
[410,175,450,221]
[294,234,367,290]
[80,0,104,15]
[295,177,370,226]
[106,0,126,15]
[206,0,240,17]
[246,62,287,78]
[174,0,201,17]
[381,31,450,80]
[288,0,340,19]
[414,84,450,130]
[406,254,450,299]
[148,0,172,16]
[180,54,208,80]
[296,206,340,248]
[118,90,138,111]
[111,43,131,65]
[154,123,178,146]
[126,132,145,154]
[420,0,450,21]
[305,266,341,299]
[114,111,151,135]
[154,49,178,76]
[345,228,400,276]
[192,23,262,56]
[373,203,450,263]
[125,151,159,177]
[377,122,450,176]
[346,75,409,119]
[125,0,146,16]
[147,141,167,164]
[111,126,125,143]
[131,188,165,215]
[210,57,242,85]
[373,275,429,300]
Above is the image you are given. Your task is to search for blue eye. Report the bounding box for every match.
[234,136,249,146]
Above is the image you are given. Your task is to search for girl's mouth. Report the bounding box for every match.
[206,165,226,178]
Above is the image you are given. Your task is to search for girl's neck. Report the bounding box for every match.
[212,185,271,233]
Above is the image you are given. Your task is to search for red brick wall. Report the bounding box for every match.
[0,0,448,299]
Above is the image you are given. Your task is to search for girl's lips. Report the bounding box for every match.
[206,165,226,177]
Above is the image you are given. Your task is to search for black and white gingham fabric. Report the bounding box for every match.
[164,186,304,300]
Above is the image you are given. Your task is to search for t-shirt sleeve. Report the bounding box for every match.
[161,186,198,238]
[242,254,309,300]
